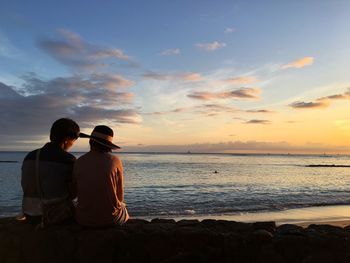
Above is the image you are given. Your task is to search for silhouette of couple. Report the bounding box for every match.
[21,118,129,227]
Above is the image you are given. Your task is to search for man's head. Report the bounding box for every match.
[50,118,80,150]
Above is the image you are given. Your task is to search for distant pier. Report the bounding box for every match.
[306,164,350,168]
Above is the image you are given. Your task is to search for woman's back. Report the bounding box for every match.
[73,150,122,226]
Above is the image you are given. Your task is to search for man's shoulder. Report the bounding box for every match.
[41,142,76,164]
[64,152,76,162]
[51,148,76,164]
[23,149,40,162]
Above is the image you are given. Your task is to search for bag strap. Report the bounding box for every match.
[34,148,47,229]
[35,149,44,200]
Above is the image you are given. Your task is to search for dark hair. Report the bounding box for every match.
[50,118,80,143]
[89,139,112,153]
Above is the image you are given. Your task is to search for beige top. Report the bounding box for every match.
[73,150,124,226]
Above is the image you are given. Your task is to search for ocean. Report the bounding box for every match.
[1,151,350,222]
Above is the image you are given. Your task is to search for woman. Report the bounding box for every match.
[73,125,129,227]
[21,118,80,225]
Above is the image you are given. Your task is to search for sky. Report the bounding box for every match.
[1,0,350,153]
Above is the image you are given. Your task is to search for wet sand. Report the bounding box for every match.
[297,219,350,228]
[140,205,350,227]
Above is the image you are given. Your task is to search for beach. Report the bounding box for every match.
[138,205,350,226]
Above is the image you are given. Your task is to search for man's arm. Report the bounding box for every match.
[70,163,78,200]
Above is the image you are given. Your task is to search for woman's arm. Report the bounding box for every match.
[117,159,124,203]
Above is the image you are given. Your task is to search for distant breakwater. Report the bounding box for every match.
[306,164,350,167]
[1,217,350,263]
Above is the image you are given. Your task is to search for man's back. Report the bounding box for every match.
[21,142,75,216]
[74,150,122,227]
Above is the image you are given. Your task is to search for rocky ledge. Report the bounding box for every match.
[1,217,350,263]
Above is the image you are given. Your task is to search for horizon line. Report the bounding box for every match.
[0,150,348,157]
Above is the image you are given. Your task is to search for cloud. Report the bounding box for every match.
[144,103,237,117]
[89,73,134,90]
[282,56,314,69]
[171,108,188,113]
[72,106,140,124]
[38,29,131,70]
[318,88,350,101]
[289,101,329,109]
[244,119,271,124]
[225,27,236,33]
[188,88,261,101]
[198,104,236,111]
[89,49,129,60]
[19,73,135,107]
[143,72,203,82]
[286,121,301,124]
[193,104,237,116]
[289,87,350,109]
[182,73,203,82]
[195,41,226,51]
[158,48,180,56]
[246,109,274,113]
[0,82,21,98]
[221,76,257,85]
[325,94,349,99]
[0,75,141,146]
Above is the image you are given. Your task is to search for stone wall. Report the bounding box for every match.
[1,217,350,263]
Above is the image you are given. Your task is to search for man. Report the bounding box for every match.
[21,118,80,225]
[73,125,129,227]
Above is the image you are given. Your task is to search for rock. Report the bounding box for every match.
[200,219,217,227]
[176,219,200,227]
[256,244,285,263]
[276,224,305,236]
[200,219,252,233]
[1,217,350,263]
[302,252,336,263]
[125,218,149,225]
[307,224,344,233]
[253,221,276,233]
[151,218,176,224]
[273,233,309,262]
[161,251,206,263]
[251,229,274,243]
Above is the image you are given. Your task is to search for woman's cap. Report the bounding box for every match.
[79,125,120,149]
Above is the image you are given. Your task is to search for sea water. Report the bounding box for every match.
[1,152,350,222]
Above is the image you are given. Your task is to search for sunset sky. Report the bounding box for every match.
[1,0,350,153]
